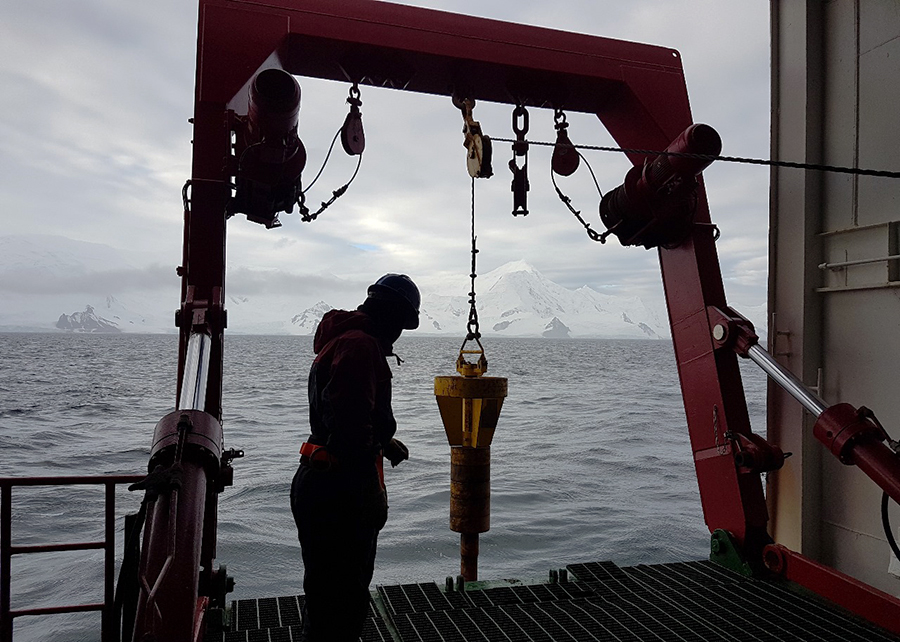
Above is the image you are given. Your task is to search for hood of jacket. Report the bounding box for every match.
[313,309,374,354]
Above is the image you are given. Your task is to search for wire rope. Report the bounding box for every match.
[883,492,900,563]
[491,136,900,179]
[465,176,481,340]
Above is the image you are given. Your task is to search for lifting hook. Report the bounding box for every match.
[453,95,493,178]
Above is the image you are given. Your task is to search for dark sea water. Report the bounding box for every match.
[0,332,767,641]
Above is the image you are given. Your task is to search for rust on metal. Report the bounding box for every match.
[460,532,480,583]
[450,446,491,534]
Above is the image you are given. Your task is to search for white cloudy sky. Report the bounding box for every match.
[0,0,770,316]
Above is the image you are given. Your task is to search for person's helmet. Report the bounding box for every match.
[367,274,420,329]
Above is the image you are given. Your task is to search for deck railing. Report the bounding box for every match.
[0,474,144,642]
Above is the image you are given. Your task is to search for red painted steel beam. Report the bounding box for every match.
[764,544,900,636]
[1,486,11,642]
[0,475,144,486]
[194,0,683,114]
[10,542,105,555]
[103,482,115,642]
[658,215,771,555]
[10,603,105,618]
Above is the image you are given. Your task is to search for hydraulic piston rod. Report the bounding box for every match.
[746,344,826,417]
[179,332,211,411]
[745,344,900,504]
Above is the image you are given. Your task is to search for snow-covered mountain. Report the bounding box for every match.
[416,260,670,339]
[56,305,122,333]
[290,302,333,335]
[271,262,671,339]
[0,235,176,333]
[0,234,767,339]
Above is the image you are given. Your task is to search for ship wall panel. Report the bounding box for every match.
[771,0,900,596]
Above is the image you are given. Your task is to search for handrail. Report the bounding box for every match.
[818,254,900,270]
[0,474,144,642]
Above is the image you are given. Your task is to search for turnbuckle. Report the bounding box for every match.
[509,104,530,216]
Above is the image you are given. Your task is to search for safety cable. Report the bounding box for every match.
[882,492,900,563]
[491,136,900,179]
[466,176,481,340]
[302,128,342,195]
[297,82,367,222]
[551,150,609,243]
[299,154,362,222]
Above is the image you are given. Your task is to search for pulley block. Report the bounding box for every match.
[551,109,580,177]
[340,84,365,156]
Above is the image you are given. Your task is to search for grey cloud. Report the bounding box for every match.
[227,267,368,297]
[0,261,369,303]
[0,0,772,312]
[0,264,176,295]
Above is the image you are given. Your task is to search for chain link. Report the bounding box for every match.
[466,176,480,340]
[550,162,610,243]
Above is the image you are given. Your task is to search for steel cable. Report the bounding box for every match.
[491,137,900,179]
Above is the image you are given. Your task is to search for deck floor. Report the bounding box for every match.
[205,559,900,641]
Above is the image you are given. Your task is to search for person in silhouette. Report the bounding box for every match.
[291,274,419,641]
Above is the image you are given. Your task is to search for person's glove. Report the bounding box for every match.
[384,438,409,467]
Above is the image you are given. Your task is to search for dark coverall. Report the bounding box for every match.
[290,309,397,641]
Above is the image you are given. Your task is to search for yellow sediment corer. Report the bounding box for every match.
[434,336,507,581]
[434,337,507,448]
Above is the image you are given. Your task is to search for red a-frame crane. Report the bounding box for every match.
[128,1,900,640]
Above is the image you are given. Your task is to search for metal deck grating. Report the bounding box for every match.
[207,597,388,642]
[378,582,456,614]
[204,560,900,641]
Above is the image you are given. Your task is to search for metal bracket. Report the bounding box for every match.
[709,529,755,577]
[707,305,759,356]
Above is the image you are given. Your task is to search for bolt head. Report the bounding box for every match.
[713,324,727,341]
